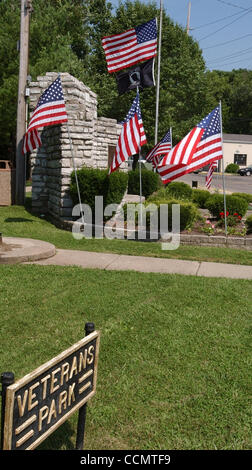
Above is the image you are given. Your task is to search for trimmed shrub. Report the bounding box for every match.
[205,193,248,219]
[192,189,211,208]
[232,192,252,205]
[165,181,193,200]
[69,167,128,218]
[123,198,199,232]
[128,168,160,199]
[105,170,128,206]
[225,163,239,173]
[245,215,252,233]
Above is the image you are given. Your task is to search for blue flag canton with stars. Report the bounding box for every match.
[135,18,157,44]
[160,129,171,143]
[121,93,143,124]
[37,76,64,107]
[197,106,221,140]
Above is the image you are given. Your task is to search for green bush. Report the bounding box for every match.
[128,168,160,199]
[69,167,128,218]
[225,163,239,173]
[232,192,252,205]
[205,194,248,219]
[192,189,211,208]
[165,181,193,200]
[123,198,199,232]
[245,215,252,233]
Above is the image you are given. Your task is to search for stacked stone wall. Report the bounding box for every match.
[29,72,123,220]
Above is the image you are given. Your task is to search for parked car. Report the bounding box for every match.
[237,166,252,176]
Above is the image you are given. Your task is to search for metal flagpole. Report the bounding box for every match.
[67,125,85,229]
[137,86,143,226]
[170,126,172,147]
[154,0,163,146]
[219,100,228,236]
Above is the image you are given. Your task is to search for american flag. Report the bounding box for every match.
[146,129,172,168]
[158,105,223,183]
[23,76,68,154]
[110,92,147,174]
[205,161,218,189]
[102,18,157,74]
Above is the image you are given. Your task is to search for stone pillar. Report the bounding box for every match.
[29,72,122,221]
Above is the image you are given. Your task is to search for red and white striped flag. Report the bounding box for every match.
[110,92,147,174]
[205,161,218,189]
[23,128,42,155]
[158,106,223,183]
[146,129,172,168]
[160,126,205,167]
[23,76,68,154]
[102,19,157,74]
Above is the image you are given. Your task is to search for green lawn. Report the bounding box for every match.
[1,198,252,265]
[0,264,251,450]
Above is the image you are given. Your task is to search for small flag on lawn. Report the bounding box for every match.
[23,76,68,154]
[109,92,147,174]
[102,19,157,74]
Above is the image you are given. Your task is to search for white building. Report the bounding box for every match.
[223,133,252,169]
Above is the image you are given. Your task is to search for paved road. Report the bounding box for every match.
[177,173,252,194]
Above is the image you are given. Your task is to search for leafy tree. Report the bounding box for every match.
[85,0,208,150]
[0,0,88,160]
[3,0,251,167]
[225,69,252,134]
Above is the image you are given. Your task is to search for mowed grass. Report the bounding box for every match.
[1,198,252,265]
[0,264,251,450]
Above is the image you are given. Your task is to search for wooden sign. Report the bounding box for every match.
[3,330,100,450]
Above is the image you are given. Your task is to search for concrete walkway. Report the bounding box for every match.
[29,248,252,279]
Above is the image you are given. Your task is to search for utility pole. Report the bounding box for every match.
[186,1,191,35]
[16,0,32,205]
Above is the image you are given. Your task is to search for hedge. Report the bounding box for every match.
[225,163,239,173]
[147,182,193,203]
[128,168,160,199]
[192,189,211,208]
[232,192,252,205]
[69,167,128,218]
[165,181,193,200]
[205,193,248,218]
[245,215,252,233]
[123,198,199,232]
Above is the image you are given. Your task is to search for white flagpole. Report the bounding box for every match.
[137,87,143,225]
[59,71,85,230]
[170,126,172,147]
[219,100,228,236]
[67,125,85,229]
[154,0,163,145]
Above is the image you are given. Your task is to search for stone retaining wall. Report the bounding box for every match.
[45,214,252,250]
[29,72,123,219]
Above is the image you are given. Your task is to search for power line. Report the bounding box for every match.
[192,10,247,30]
[209,46,252,64]
[198,7,252,42]
[204,33,252,50]
[215,0,248,10]
[208,54,252,68]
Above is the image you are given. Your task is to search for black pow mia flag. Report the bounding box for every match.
[116,58,155,95]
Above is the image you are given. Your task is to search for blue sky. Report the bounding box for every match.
[110,0,252,71]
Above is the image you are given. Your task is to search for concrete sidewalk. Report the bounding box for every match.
[29,249,252,279]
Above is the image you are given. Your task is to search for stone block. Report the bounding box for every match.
[226,237,245,246]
